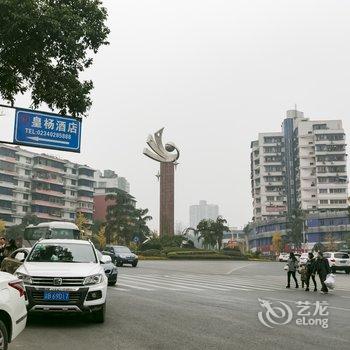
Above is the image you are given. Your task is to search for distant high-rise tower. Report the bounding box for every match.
[189,200,219,228]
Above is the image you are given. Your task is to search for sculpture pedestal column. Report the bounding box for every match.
[159,162,175,236]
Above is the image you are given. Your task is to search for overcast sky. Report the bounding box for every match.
[1,0,350,231]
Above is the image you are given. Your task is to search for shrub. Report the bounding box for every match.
[139,249,162,257]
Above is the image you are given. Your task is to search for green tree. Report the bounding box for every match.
[195,219,216,249]
[105,190,137,245]
[287,208,304,249]
[213,216,229,250]
[5,214,40,240]
[75,212,89,233]
[133,208,152,243]
[0,0,110,116]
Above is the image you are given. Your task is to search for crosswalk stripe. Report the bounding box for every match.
[129,276,231,291]
[138,274,281,292]
[165,276,273,291]
[121,276,204,291]
[120,277,182,291]
[117,283,155,291]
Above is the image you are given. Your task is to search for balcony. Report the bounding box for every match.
[32,188,65,197]
[32,176,64,185]
[78,185,94,192]
[33,212,63,220]
[31,200,64,208]
[0,154,16,163]
[33,163,65,174]
[77,196,94,203]
[78,173,95,181]
[77,207,93,214]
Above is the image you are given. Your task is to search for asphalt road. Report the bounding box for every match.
[12,260,350,350]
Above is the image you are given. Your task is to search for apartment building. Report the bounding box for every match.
[0,145,95,226]
[251,110,348,222]
[250,132,287,222]
[189,200,219,228]
[93,170,132,222]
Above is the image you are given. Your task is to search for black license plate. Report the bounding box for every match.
[43,291,70,301]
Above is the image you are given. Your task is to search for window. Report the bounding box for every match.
[23,194,29,200]
[71,191,76,196]
[329,188,346,194]
[25,169,30,175]
[23,206,28,212]
[69,213,75,219]
[71,180,76,185]
[26,157,31,164]
[72,169,77,174]
[319,189,328,194]
[24,181,30,188]
[330,199,346,204]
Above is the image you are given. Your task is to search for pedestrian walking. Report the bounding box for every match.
[286,252,299,288]
[305,252,317,292]
[312,251,331,294]
[298,264,307,289]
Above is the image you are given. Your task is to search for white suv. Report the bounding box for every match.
[323,252,350,274]
[0,272,27,349]
[15,239,108,323]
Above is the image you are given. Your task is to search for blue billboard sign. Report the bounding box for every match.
[13,109,82,152]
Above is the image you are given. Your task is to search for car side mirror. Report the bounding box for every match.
[100,255,112,264]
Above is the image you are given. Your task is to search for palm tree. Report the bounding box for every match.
[214,216,229,250]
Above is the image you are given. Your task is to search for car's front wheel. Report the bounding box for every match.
[108,280,117,286]
[132,261,138,267]
[331,267,337,274]
[0,319,9,350]
[92,303,106,323]
[345,269,350,275]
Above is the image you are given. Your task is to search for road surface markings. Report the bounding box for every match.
[117,283,155,291]
[226,264,257,275]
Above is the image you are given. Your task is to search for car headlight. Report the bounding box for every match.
[14,272,32,285]
[83,274,103,285]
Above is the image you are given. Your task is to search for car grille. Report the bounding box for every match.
[31,277,85,286]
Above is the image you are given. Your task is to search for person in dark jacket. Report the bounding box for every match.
[0,237,6,264]
[305,252,317,292]
[3,239,17,258]
[312,251,331,294]
[286,252,299,288]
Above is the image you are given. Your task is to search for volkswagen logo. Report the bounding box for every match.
[53,278,63,286]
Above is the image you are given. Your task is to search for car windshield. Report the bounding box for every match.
[28,243,97,263]
[115,247,131,253]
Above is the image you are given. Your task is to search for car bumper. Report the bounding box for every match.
[117,258,138,264]
[11,313,27,342]
[24,283,107,313]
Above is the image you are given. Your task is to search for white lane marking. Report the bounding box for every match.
[226,264,257,275]
[129,275,232,291]
[117,283,155,291]
[120,276,203,291]
[119,278,181,291]
[109,287,129,292]
[268,297,350,312]
[166,275,275,292]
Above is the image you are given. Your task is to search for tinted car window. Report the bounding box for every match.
[323,253,331,258]
[334,253,349,259]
